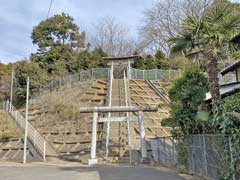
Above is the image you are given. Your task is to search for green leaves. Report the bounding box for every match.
[166,66,209,134]
[31,13,84,50]
[171,4,240,57]
[13,61,48,105]
[31,13,87,75]
[213,92,240,178]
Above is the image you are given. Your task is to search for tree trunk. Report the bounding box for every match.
[206,48,220,107]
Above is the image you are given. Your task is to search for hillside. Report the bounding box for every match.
[18,78,172,163]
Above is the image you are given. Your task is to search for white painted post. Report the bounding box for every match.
[10,69,14,111]
[124,71,132,164]
[155,69,157,80]
[33,130,36,146]
[23,77,30,164]
[89,112,98,165]
[43,141,46,161]
[6,100,9,111]
[138,111,147,161]
[105,62,113,158]
[128,60,131,79]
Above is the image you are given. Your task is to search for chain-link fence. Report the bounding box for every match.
[150,134,238,180]
[130,68,181,81]
[150,137,177,167]
[36,68,110,95]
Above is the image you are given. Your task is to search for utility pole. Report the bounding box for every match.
[23,77,30,164]
[10,69,14,111]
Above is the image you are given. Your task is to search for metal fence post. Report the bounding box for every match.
[202,134,208,177]
[7,100,9,111]
[189,137,195,174]
[91,68,94,81]
[163,137,166,164]
[172,137,176,164]
[229,137,236,180]
[59,77,61,88]
[34,130,36,146]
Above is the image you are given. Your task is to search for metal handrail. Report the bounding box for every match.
[105,63,113,158]
[124,71,132,164]
[3,101,46,161]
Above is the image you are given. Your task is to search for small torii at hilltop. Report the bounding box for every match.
[103,55,138,79]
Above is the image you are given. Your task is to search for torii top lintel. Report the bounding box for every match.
[103,55,138,65]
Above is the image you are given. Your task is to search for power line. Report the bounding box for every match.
[46,0,53,19]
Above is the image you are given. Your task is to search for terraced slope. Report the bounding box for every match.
[0,111,40,162]
[128,80,171,153]
[18,78,172,164]
[21,80,108,162]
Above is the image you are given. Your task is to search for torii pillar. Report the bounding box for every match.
[80,105,157,165]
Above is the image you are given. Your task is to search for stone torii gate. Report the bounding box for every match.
[79,105,158,165]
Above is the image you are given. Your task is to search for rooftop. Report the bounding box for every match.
[205,81,240,101]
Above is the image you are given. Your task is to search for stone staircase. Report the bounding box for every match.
[107,79,130,163]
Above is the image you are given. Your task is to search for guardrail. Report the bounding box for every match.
[2,101,46,161]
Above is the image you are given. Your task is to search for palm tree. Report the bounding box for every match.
[170,4,240,106]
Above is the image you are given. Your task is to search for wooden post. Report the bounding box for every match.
[88,112,98,165]
[138,111,147,161]
[23,77,29,164]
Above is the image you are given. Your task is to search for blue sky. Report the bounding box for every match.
[0,0,157,64]
[1,0,240,64]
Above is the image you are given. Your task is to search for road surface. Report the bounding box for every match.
[0,164,195,180]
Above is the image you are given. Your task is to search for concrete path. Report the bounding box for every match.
[0,164,195,180]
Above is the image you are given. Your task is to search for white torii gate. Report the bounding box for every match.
[79,105,158,165]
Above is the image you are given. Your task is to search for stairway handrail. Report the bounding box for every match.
[3,101,46,161]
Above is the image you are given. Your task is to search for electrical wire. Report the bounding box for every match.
[46,0,53,19]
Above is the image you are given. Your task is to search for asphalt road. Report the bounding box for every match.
[0,164,195,180]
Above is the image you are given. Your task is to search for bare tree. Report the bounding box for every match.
[92,17,136,57]
[139,0,214,55]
